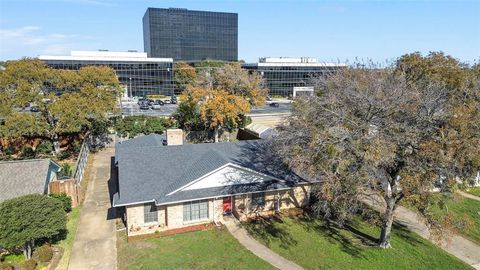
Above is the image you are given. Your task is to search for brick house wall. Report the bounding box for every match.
[126,198,224,236]
[233,184,311,221]
[125,183,312,236]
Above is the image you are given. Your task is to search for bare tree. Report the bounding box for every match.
[275,64,478,248]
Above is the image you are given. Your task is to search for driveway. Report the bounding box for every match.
[68,148,117,270]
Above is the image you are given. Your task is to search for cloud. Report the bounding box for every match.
[0,26,97,60]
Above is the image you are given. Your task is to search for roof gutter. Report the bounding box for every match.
[113,185,301,208]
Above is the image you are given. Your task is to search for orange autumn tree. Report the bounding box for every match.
[181,86,250,142]
[175,62,267,142]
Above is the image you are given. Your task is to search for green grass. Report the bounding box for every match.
[441,196,480,245]
[56,207,82,270]
[244,216,472,270]
[1,253,23,263]
[464,187,480,197]
[403,194,480,246]
[117,228,275,270]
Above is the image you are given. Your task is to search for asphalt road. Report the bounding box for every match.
[119,102,292,117]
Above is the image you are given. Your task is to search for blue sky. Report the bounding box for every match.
[0,0,479,63]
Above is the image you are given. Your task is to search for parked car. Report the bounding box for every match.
[269,102,280,107]
[171,96,178,104]
[30,106,40,112]
[137,98,146,106]
[152,100,164,109]
[139,104,150,110]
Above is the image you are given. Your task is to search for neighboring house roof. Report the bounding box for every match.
[113,139,314,207]
[114,134,166,163]
[0,159,62,202]
[244,123,277,139]
[117,133,166,148]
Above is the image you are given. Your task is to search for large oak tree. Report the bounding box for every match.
[275,54,479,248]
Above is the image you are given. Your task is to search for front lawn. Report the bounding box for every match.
[117,228,275,270]
[244,216,471,270]
[464,187,480,198]
[440,196,480,245]
[404,194,480,245]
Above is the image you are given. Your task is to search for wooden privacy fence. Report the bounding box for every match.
[49,179,79,207]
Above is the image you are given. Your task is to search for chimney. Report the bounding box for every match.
[166,129,183,145]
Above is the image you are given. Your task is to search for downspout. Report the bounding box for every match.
[277,191,280,212]
[213,197,216,224]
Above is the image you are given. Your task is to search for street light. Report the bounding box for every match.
[128,77,132,98]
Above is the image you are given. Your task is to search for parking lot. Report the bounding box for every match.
[119,102,292,116]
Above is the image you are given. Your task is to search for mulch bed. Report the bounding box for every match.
[127,223,216,242]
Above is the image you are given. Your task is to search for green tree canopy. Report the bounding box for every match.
[174,62,197,92]
[0,194,66,259]
[0,59,122,153]
[114,115,175,138]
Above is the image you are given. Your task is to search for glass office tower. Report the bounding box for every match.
[242,57,347,97]
[39,51,174,97]
[143,7,238,62]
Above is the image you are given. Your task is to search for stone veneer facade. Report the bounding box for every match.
[125,183,312,236]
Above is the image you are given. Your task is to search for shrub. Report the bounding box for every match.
[69,140,82,154]
[34,245,53,263]
[21,259,37,270]
[36,141,54,155]
[56,151,70,160]
[58,163,73,178]
[0,194,66,260]
[21,146,35,159]
[0,263,14,270]
[49,193,72,213]
[4,146,15,156]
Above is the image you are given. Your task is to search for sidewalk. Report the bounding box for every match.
[223,216,304,270]
[458,190,480,202]
[68,148,117,270]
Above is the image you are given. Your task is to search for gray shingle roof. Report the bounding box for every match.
[113,138,312,207]
[0,159,61,202]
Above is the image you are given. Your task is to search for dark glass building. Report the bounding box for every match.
[243,57,346,97]
[143,7,238,62]
[39,51,173,97]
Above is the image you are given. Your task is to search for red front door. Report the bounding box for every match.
[223,196,232,214]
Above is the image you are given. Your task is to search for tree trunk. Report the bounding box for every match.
[52,134,61,154]
[23,239,34,260]
[214,126,220,143]
[379,196,395,248]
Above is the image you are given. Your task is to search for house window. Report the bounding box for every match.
[144,203,158,223]
[183,200,209,222]
[251,192,265,208]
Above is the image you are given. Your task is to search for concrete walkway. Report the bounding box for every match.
[458,190,480,202]
[363,196,480,269]
[223,216,304,270]
[68,148,117,270]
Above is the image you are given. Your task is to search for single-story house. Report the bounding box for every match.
[113,129,317,237]
[0,159,62,203]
